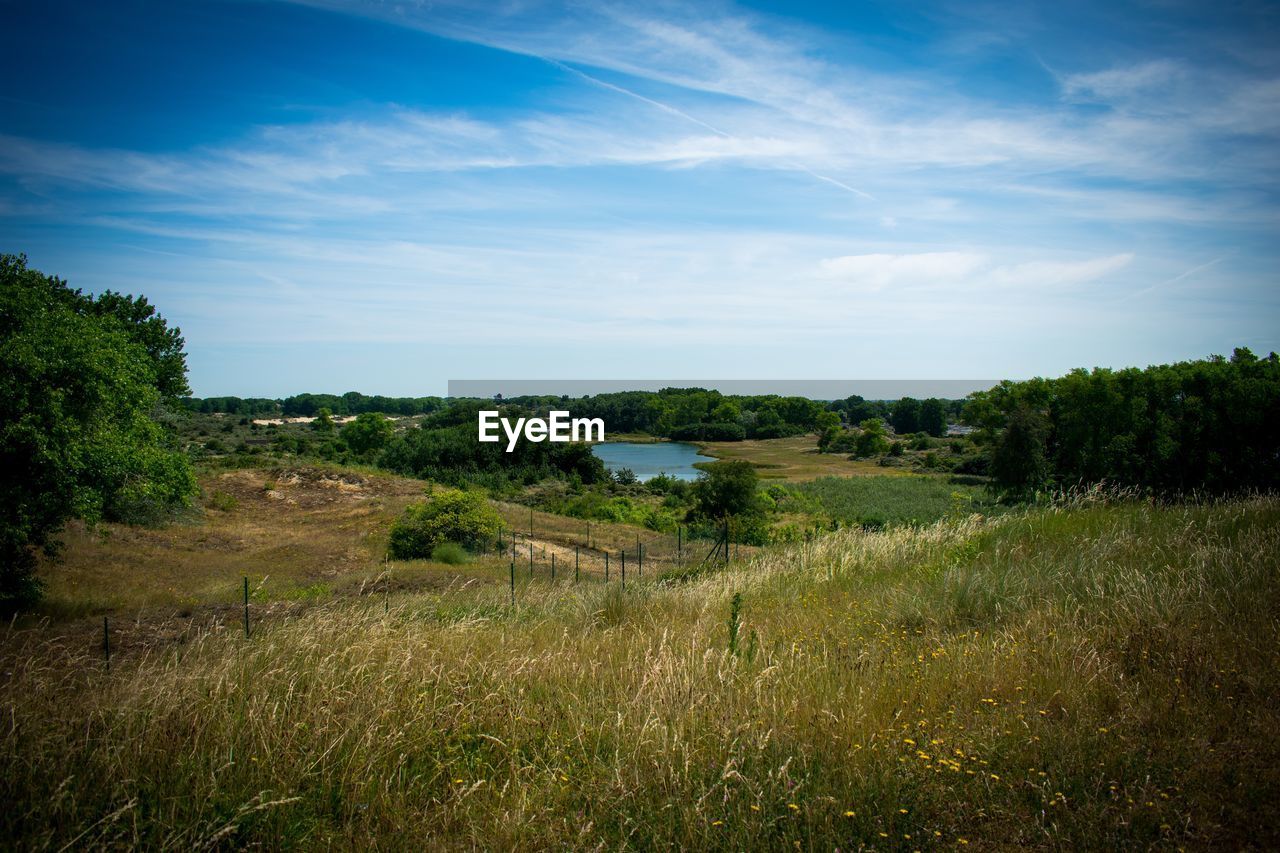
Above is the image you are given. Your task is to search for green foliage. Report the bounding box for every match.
[312,408,335,433]
[430,542,472,565]
[341,412,395,457]
[891,397,921,434]
[207,490,238,512]
[690,459,760,521]
[387,489,502,559]
[919,397,948,437]
[787,475,991,527]
[0,254,196,611]
[380,420,607,490]
[964,349,1280,494]
[853,419,890,458]
[85,289,189,400]
[612,467,638,485]
[668,421,746,441]
[990,406,1050,498]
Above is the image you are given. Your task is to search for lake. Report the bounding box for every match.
[591,441,715,482]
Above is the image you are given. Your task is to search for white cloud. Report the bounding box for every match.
[818,252,987,291]
[817,251,1134,294]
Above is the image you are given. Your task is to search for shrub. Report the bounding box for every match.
[387,489,502,559]
[207,490,238,512]
[430,542,471,565]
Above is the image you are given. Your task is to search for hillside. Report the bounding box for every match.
[3,492,1277,848]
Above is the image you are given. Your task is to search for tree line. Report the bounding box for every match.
[968,348,1280,496]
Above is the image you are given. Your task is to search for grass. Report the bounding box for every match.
[33,465,486,616]
[698,434,913,481]
[3,492,1278,848]
[786,474,996,527]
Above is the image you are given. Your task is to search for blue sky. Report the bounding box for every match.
[1,0,1277,397]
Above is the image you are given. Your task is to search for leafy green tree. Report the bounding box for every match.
[1,254,196,612]
[919,398,947,437]
[86,290,189,399]
[891,397,921,434]
[690,459,759,520]
[387,489,503,558]
[990,405,1050,498]
[341,412,394,456]
[853,418,890,458]
[312,407,335,433]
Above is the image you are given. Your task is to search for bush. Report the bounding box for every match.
[430,542,471,565]
[207,490,238,512]
[387,489,502,559]
[669,422,746,442]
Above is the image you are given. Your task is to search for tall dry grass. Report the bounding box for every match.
[3,495,1278,848]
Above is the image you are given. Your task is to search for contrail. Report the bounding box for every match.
[544,57,876,202]
[1124,254,1228,301]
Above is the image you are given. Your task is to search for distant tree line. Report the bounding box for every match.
[182,392,446,417]
[966,348,1280,497]
[379,401,607,490]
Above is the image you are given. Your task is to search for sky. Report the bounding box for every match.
[1,0,1277,397]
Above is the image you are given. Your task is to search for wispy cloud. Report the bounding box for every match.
[1,0,1276,392]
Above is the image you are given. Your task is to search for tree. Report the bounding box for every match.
[891,397,921,434]
[990,405,1050,498]
[919,398,947,437]
[312,407,335,433]
[690,460,759,520]
[1,254,196,612]
[853,418,890,458]
[341,412,394,456]
[85,290,189,399]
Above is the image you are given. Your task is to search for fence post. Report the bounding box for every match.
[678,526,682,566]
[605,551,609,582]
[243,576,250,638]
[103,616,110,672]
[586,521,590,549]
[510,558,515,607]
[621,550,626,590]
[575,546,580,583]
[638,542,643,577]
[529,542,534,578]
[551,552,556,582]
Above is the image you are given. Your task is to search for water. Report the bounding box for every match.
[591,442,715,482]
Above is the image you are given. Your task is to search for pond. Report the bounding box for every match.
[590,441,715,482]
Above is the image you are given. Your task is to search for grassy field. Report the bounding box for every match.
[698,434,913,481]
[787,475,996,527]
[3,491,1277,848]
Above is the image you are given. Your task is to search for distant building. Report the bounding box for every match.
[946,424,975,437]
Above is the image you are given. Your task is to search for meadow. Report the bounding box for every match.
[786,475,997,528]
[3,490,1277,849]
[698,434,906,481]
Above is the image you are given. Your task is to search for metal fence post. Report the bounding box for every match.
[243,576,250,638]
